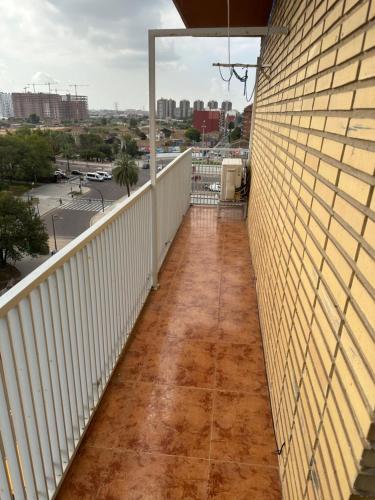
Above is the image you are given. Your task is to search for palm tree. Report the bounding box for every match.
[113,153,139,196]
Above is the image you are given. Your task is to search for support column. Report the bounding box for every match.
[148,31,159,288]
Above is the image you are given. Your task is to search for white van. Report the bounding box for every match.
[86,172,105,182]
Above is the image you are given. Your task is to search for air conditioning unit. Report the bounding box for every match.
[220,158,243,201]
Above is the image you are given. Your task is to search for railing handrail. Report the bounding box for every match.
[0,149,194,316]
[0,181,151,316]
[192,147,249,152]
[156,147,192,180]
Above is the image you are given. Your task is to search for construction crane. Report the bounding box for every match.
[26,82,55,94]
[68,84,89,97]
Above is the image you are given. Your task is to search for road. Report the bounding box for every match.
[17,167,151,279]
[44,168,151,239]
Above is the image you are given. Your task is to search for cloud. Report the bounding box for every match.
[0,0,260,110]
[31,72,59,84]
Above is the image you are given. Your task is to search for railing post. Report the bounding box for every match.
[148,30,159,288]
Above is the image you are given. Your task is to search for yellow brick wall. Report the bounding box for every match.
[248,0,375,498]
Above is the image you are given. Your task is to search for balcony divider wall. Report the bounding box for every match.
[248,0,375,498]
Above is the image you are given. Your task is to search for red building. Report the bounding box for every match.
[242,103,253,140]
[193,110,220,133]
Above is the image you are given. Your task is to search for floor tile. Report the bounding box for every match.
[57,207,280,499]
[158,304,219,342]
[86,381,213,458]
[211,391,278,466]
[220,284,258,311]
[216,344,268,394]
[208,461,281,499]
[140,339,216,388]
[112,340,149,382]
[97,452,209,500]
[218,310,261,344]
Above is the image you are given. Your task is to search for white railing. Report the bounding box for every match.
[0,149,192,499]
[156,149,192,267]
[191,147,249,205]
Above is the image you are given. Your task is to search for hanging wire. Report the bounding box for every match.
[217,0,278,102]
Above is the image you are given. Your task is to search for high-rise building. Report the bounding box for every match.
[12,92,61,121]
[242,104,253,140]
[61,95,89,121]
[157,98,167,119]
[0,92,14,118]
[157,98,176,119]
[207,100,218,109]
[193,100,204,111]
[166,99,176,119]
[221,100,232,112]
[11,92,88,122]
[179,99,190,119]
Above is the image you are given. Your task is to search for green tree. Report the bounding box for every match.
[0,133,53,182]
[185,127,201,142]
[113,153,139,196]
[122,134,139,157]
[0,192,49,267]
[161,127,172,138]
[28,113,40,124]
[129,117,138,128]
[230,126,242,142]
[19,134,54,181]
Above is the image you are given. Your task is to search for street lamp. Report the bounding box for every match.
[88,185,105,212]
[201,121,206,148]
[51,214,64,253]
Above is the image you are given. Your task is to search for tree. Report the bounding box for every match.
[113,153,139,196]
[161,127,172,138]
[230,126,242,142]
[122,134,139,157]
[0,132,53,182]
[0,192,49,267]
[185,127,201,142]
[28,113,40,124]
[129,117,138,128]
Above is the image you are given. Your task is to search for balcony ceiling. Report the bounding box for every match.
[172,0,273,28]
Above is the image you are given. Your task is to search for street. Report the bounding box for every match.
[16,166,150,278]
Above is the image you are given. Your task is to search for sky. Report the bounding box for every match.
[0,0,260,111]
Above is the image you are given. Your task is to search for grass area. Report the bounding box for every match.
[0,264,21,292]
[0,182,39,195]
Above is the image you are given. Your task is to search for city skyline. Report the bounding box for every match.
[0,0,260,111]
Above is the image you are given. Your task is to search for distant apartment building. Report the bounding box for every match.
[12,92,62,121]
[221,100,232,112]
[157,98,176,119]
[207,100,218,109]
[61,95,89,121]
[0,92,14,118]
[193,100,204,111]
[242,103,253,140]
[11,92,88,122]
[193,110,221,133]
[179,99,190,119]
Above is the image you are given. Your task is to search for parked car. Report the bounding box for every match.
[54,170,68,179]
[86,172,105,182]
[96,171,112,180]
[71,169,84,176]
[142,162,150,169]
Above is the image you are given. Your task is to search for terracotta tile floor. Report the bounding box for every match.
[58,207,281,500]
